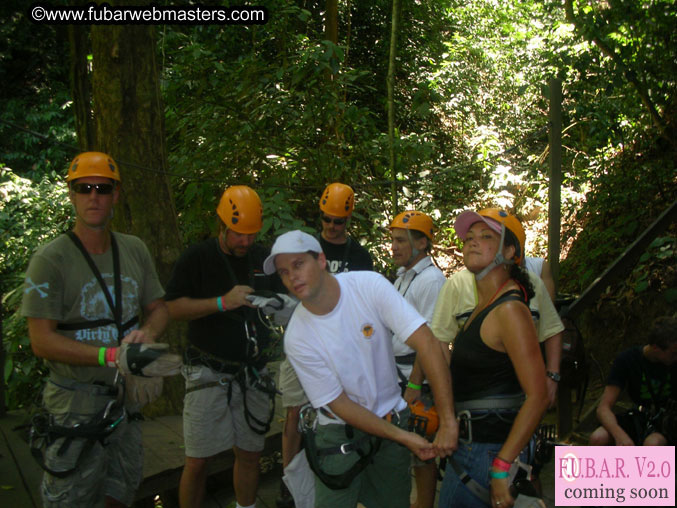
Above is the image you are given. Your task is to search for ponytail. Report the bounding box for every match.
[509,264,535,303]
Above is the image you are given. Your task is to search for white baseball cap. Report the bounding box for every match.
[263,230,323,275]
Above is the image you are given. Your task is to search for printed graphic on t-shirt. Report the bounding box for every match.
[361,323,375,338]
[76,273,140,345]
[326,259,348,274]
[24,277,50,298]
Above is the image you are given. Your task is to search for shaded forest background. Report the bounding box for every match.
[1,0,675,413]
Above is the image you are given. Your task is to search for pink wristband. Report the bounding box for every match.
[492,456,511,472]
[105,347,117,368]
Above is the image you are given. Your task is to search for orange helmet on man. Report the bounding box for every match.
[66,152,121,182]
[390,210,434,241]
[319,183,354,218]
[217,185,263,234]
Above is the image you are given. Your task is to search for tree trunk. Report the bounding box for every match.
[68,25,95,151]
[325,0,338,45]
[387,0,401,215]
[90,8,184,415]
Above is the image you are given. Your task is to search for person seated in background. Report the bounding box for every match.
[589,315,677,446]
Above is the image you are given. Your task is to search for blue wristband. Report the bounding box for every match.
[216,296,225,312]
[490,470,509,479]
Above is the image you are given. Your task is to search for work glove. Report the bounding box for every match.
[246,292,299,326]
[115,343,183,377]
[125,374,163,408]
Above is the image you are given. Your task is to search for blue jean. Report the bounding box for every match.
[439,441,529,508]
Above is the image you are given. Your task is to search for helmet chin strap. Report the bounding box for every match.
[404,230,421,268]
[474,224,514,281]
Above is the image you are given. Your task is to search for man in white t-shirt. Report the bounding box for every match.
[264,230,457,508]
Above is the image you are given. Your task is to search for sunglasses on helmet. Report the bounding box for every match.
[71,183,115,195]
[321,215,347,225]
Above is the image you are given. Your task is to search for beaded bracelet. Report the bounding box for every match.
[406,381,422,390]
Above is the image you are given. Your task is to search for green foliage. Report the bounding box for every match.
[0,0,76,178]
[629,236,676,296]
[1,0,675,410]
[0,167,72,409]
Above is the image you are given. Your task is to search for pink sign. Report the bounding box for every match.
[555,446,675,506]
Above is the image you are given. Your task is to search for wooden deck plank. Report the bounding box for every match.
[0,362,287,506]
[0,412,41,508]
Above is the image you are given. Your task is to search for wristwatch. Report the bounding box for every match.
[546,371,561,382]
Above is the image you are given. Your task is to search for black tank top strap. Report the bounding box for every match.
[463,288,526,334]
[483,288,527,313]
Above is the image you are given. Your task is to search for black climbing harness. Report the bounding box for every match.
[298,404,387,490]
[26,373,127,478]
[184,347,278,436]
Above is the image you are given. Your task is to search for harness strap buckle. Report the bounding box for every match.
[384,408,401,426]
[457,410,472,444]
[102,399,115,420]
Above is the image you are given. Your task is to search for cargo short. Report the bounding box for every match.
[279,357,309,408]
[182,364,270,457]
[40,411,143,508]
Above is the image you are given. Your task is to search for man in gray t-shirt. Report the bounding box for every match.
[21,152,169,508]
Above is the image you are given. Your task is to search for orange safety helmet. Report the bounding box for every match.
[390,210,434,241]
[216,185,263,234]
[408,399,439,438]
[319,183,354,217]
[455,208,525,265]
[478,208,525,265]
[66,152,121,182]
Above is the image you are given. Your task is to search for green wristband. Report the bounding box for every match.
[406,381,422,390]
[98,347,106,366]
[216,296,225,312]
[490,470,510,479]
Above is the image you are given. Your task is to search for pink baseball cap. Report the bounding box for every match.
[454,210,502,240]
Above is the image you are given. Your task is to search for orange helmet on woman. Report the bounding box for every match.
[66,152,121,182]
[454,208,525,265]
[319,183,354,217]
[217,185,263,234]
[390,210,434,241]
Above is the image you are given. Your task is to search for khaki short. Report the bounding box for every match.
[41,411,143,508]
[182,364,270,457]
[279,357,309,408]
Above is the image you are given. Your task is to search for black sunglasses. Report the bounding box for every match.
[321,215,347,225]
[72,183,114,195]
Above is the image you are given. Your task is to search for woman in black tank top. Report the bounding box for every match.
[439,209,549,508]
